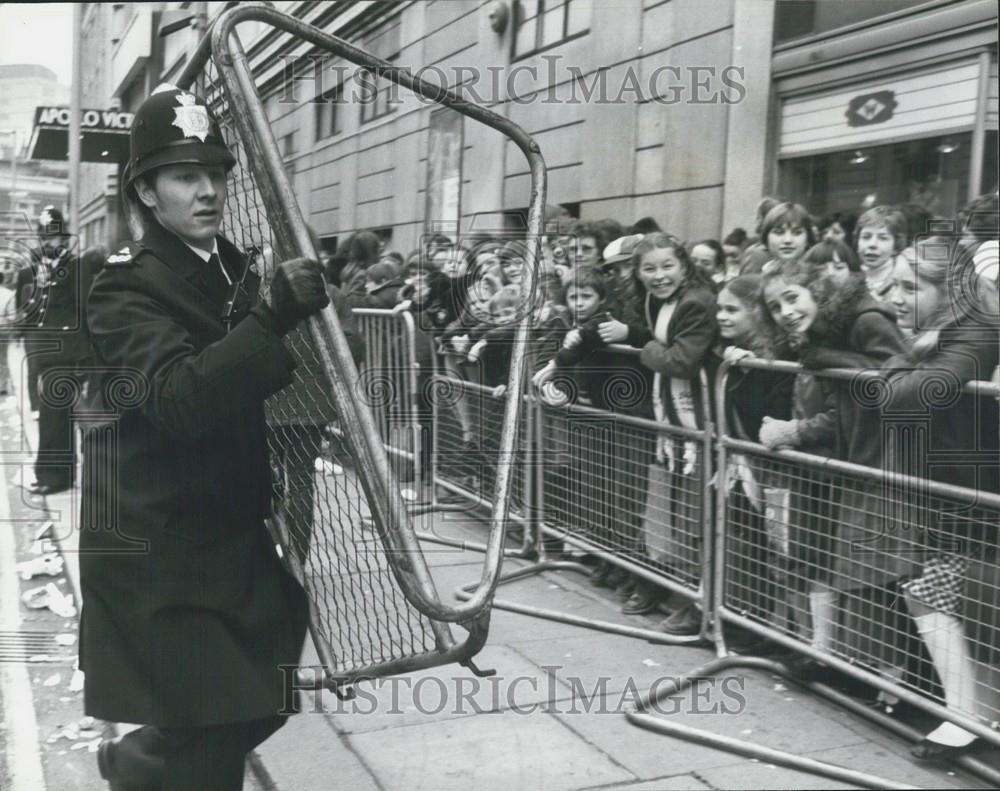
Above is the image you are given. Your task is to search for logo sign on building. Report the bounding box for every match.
[779,60,980,157]
[845,90,897,127]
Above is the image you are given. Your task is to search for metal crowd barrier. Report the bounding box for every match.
[354,309,1000,780]
[705,358,1000,756]
[173,3,551,691]
[353,309,425,497]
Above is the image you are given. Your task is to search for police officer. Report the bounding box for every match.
[23,207,101,495]
[82,84,326,790]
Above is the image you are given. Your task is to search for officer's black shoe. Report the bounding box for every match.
[97,738,160,791]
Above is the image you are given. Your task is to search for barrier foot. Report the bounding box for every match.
[805,680,1000,788]
[626,710,920,790]
[454,561,705,646]
[414,530,534,559]
[629,653,997,789]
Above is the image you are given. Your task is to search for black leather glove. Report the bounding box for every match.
[266,257,330,335]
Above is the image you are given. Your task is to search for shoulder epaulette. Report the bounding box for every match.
[105,243,142,268]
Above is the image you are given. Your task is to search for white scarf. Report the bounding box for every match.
[650,298,699,473]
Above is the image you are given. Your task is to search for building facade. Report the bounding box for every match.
[0,64,69,232]
[73,0,998,254]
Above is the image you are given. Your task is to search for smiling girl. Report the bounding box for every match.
[880,238,1000,759]
[612,233,718,628]
[715,276,794,627]
[758,258,910,700]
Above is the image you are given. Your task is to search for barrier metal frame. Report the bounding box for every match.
[627,357,1000,787]
[350,306,1000,784]
[353,308,426,499]
[173,3,549,689]
[707,358,1000,746]
[433,342,717,646]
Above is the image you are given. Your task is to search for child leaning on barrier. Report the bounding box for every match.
[757,258,909,696]
[879,238,999,760]
[616,233,719,631]
[532,268,652,588]
[712,276,795,627]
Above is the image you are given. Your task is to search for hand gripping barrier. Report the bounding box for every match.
[355,316,1000,784]
[422,341,716,646]
[630,357,1000,788]
[174,4,548,689]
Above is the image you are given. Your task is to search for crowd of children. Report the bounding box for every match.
[326,192,998,758]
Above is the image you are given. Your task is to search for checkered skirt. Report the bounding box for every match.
[901,553,970,615]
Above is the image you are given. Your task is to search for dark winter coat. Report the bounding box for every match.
[350,279,435,372]
[794,274,909,590]
[796,274,906,467]
[554,310,654,417]
[411,271,476,336]
[880,316,1000,550]
[79,220,309,728]
[624,283,718,430]
[713,345,794,443]
[18,247,102,368]
[474,308,572,389]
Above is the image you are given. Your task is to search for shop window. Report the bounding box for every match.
[315,82,343,141]
[778,132,974,222]
[774,0,920,45]
[359,66,400,124]
[513,0,589,59]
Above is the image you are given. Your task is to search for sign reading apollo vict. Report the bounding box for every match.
[28,106,134,163]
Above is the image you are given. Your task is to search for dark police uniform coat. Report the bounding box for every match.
[79,220,309,727]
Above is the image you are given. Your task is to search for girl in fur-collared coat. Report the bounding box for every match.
[882,238,999,759]
[758,262,909,689]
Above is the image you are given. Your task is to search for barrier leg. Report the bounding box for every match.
[454,558,705,646]
[627,655,922,791]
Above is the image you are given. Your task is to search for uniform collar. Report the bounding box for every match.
[141,221,228,283]
[182,239,220,263]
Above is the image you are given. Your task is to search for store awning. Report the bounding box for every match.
[27,106,133,163]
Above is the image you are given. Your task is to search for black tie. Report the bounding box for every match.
[205,253,231,303]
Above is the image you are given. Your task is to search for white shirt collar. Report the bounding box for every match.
[183,240,220,262]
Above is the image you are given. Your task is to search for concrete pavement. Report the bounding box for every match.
[5,337,995,790]
[248,521,992,790]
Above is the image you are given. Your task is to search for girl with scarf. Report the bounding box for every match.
[606,233,718,630]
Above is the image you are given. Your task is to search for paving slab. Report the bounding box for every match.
[584,774,712,790]
[253,707,380,791]
[696,741,979,790]
[513,632,715,698]
[324,643,581,734]
[551,670,867,779]
[349,709,635,791]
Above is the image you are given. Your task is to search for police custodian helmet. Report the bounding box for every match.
[125,83,236,193]
[37,205,68,237]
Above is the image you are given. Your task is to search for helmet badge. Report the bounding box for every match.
[172,93,211,142]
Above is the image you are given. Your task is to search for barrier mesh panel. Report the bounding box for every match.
[201,57,438,674]
[722,443,1000,728]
